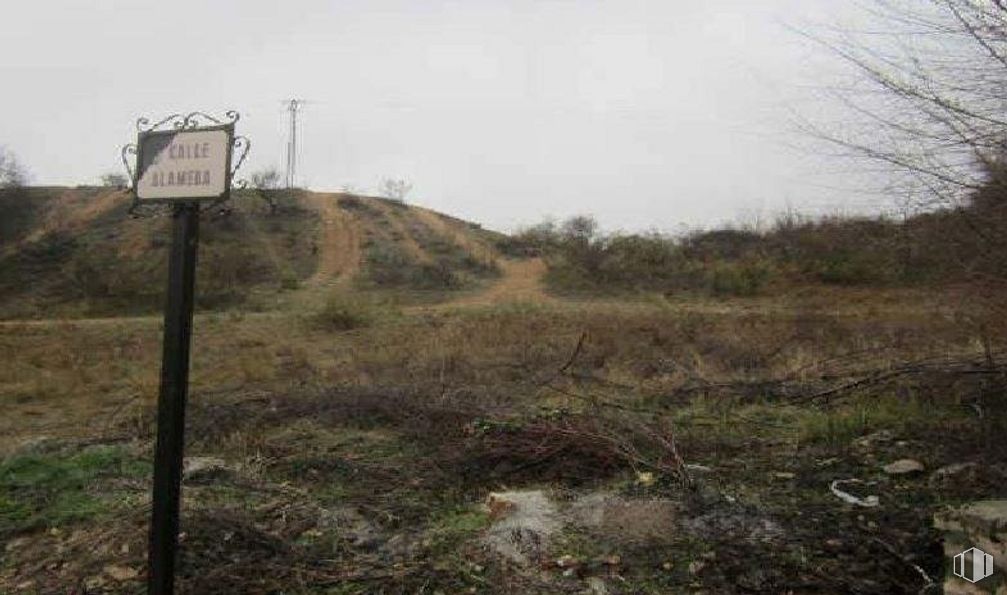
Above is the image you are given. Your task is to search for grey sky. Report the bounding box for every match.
[0,0,870,233]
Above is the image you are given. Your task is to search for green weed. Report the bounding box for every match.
[0,445,149,536]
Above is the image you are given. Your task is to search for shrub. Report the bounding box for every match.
[316,293,395,330]
[813,251,887,286]
[706,259,774,296]
[280,272,301,290]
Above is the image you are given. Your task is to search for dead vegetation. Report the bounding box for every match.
[2,285,1006,592]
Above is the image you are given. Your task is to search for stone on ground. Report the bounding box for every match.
[929,462,980,486]
[882,459,924,475]
[182,456,232,483]
[934,500,1007,594]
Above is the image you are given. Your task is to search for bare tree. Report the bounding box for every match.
[99,172,128,188]
[252,167,281,191]
[802,1,1007,330]
[0,147,27,189]
[800,1,1007,207]
[378,177,413,202]
[250,166,283,214]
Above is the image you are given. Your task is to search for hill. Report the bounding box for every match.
[0,187,516,319]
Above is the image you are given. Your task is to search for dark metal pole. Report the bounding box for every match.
[149,202,200,595]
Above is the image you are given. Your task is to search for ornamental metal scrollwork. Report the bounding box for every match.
[181,110,240,129]
[135,110,240,132]
[136,114,183,133]
[231,136,250,177]
[121,143,137,186]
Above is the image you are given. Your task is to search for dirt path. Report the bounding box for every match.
[411,206,554,308]
[446,257,555,307]
[304,193,361,288]
[412,207,494,262]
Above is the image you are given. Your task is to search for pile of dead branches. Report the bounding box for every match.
[451,410,689,485]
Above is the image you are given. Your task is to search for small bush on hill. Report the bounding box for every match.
[316,293,397,330]
[706,258,774,296]
[362,224,499,291]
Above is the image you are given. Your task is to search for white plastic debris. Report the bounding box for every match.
[830,478,880,508]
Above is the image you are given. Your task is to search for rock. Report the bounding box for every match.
[934,500,1007,594]
[853,430,894,451]
[689,560,706,575]
[483,490,560,566]
[882,459,924,475]
[84,576,107,590]
[182,456,232,483]
[855,430,892,444]
[928,462,980,486]
[685,464,714,474]
[935,500,1007,535]
[636,471,656,486]
[104,565,139,581]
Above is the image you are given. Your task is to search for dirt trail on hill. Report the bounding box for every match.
[411,206,553,308]
[413,207,494,262]
[304,194,361,287]
[447,257,555,307]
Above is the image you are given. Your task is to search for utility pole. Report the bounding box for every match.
[283,99,304,189]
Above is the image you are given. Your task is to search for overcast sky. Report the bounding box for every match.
[0,0,876,233]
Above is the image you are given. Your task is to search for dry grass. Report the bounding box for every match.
[0,285,985,455]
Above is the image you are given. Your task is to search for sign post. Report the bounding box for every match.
[123,111,248,595]
[149,202,199,595]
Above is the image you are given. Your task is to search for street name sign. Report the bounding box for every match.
[136,126,233,201]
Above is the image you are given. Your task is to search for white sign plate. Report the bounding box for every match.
[136,128,231,201]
